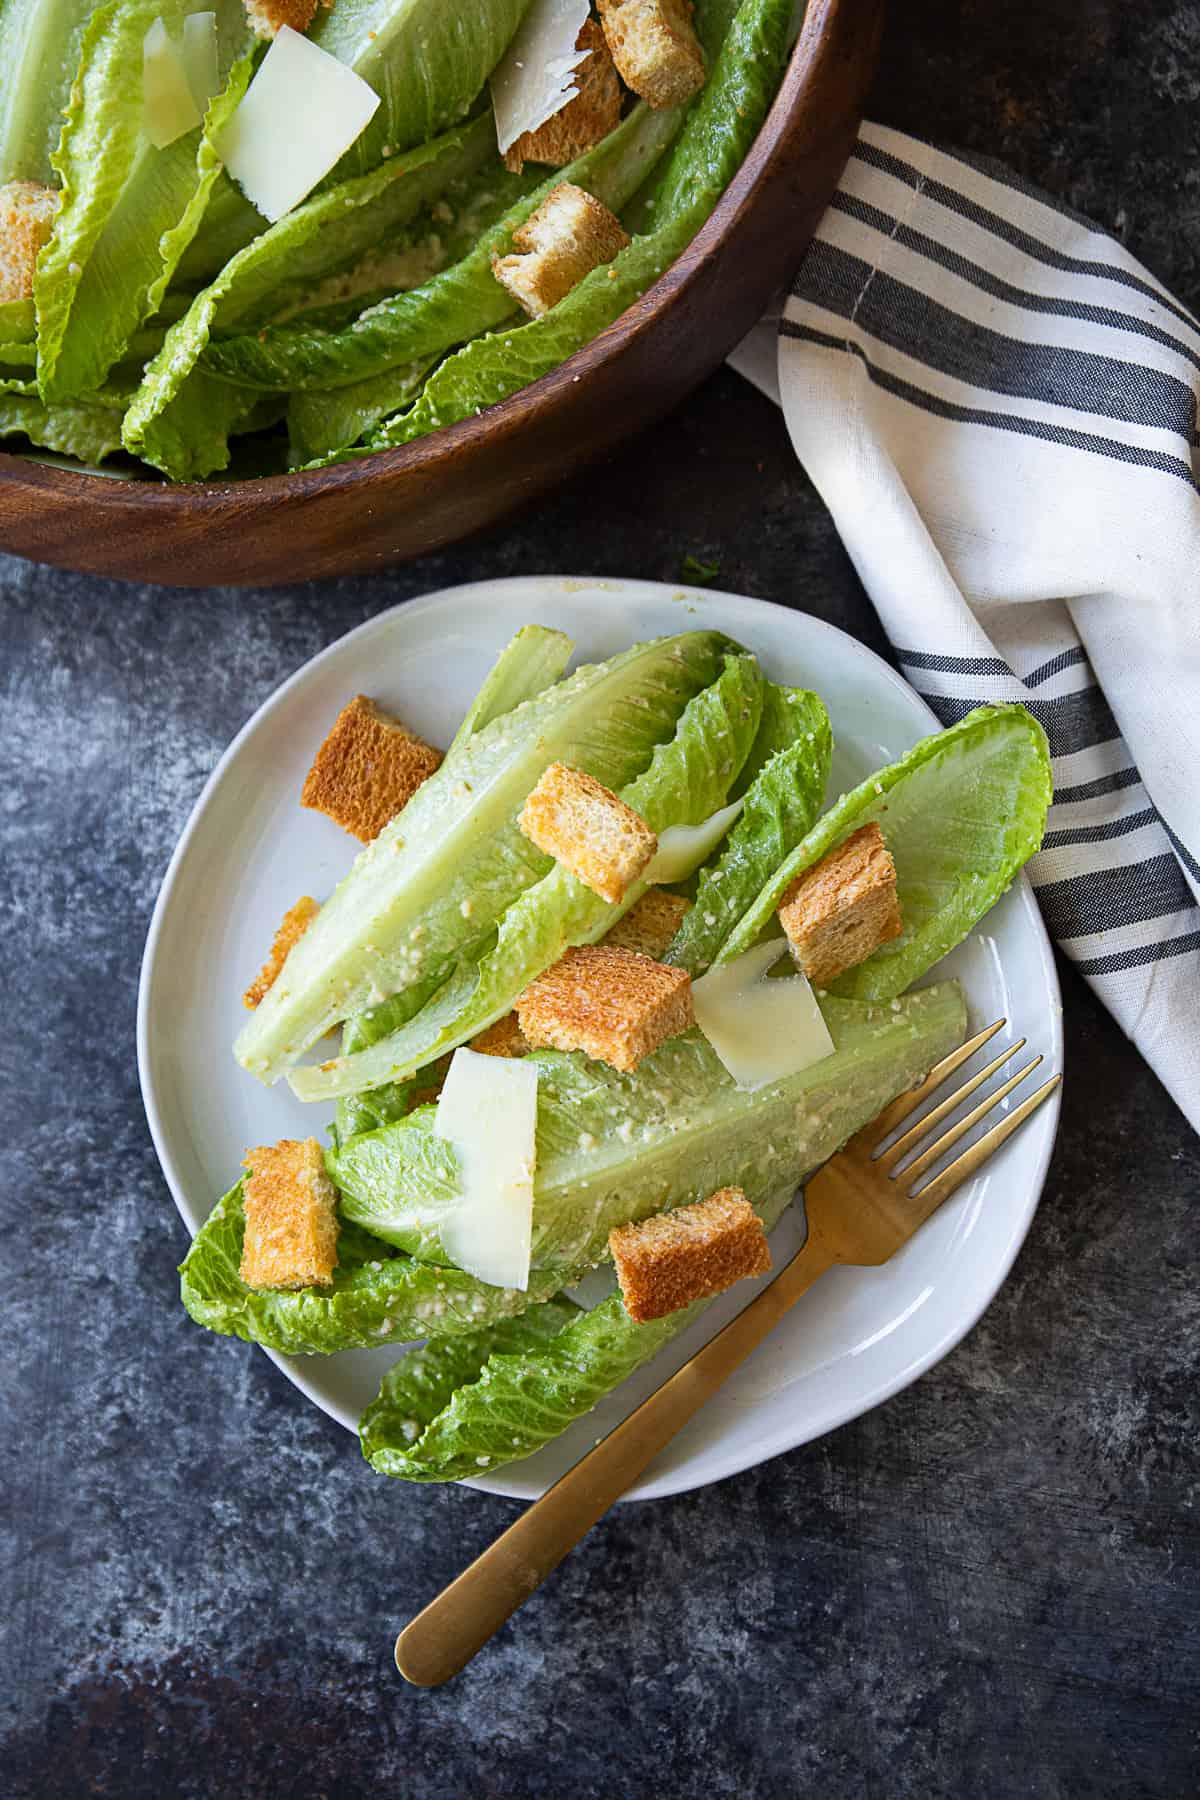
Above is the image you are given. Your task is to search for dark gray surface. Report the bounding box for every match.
[3,3,1199,1795]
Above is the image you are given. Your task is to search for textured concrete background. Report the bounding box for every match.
[3,1,1199,1794]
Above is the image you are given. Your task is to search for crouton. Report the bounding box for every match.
[520,761,656,902]
[609,1186,771,1322]
[503,20,622,173]
[597,0,706,109]
[242,894,320,1008]
[516,943,692,1072]
[469,1013,529,1058]
[242,0,325,39]
[492,182,630,319]
[301,694,442,842]
[240,1137,339,1290]
[777,821,903,988]
[0,181,57,304]
[603,888,691,960]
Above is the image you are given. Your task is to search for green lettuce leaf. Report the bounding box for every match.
[35,1,253,403]
[184,980,965,1355]
[667,684,832,975]
[360,1181,797,1482]
[292,650,764,1102]
[311,0,533,178]
[235,630,737,1085]
[0,0,93,184]
[332,981,967,1277]
[200,102,683,396]
[718,704,1053,997]
[321,0,791,465]
[0,383,128,462]
[446,622,574,756]
[122,110,502,478]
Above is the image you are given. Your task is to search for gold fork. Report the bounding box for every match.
[395,1019,1061,1687]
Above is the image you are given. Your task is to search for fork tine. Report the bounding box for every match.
[897,1054,1044,1185]
[859,1019,1007,1148]
[905,1075,1063,1225]
[877,1037,1027,1171]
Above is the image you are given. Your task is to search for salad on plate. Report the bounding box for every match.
[0,0,791,477]
[177,622,1054,1483]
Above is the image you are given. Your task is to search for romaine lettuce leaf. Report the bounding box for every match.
[332,981,968,1277]
[360,1182,796,1482]
[667,684,832,975]
[311,0,533,177]
[183,979,966,1355]
[0,0,93,184]
[35,1,253,403]
[0,383,128,462]
[291,651,764,1101]
[200,101,683,396]
[718,704,1053,997]
[446,622,574,756]
[122,110,500,478]
[235,630,737,1085]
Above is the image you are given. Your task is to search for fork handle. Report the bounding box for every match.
[395,1229,837,1687]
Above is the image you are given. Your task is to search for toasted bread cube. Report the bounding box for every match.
[603,888,691,960]
[469,1013,530,1058]
[516,943,692,1072]
[504,20,622,173]
[240,1138,339,1290]
[777,821,903,988]
[242,894,320,1008]
[243,0,323,39]
[0,181,56,304]
[492,182,630,319]
[609,1186,771,1322]
[301,694,442,842]
[520,761,656,902]
[597,0,706,109]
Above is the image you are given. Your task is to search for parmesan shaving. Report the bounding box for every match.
[433,1049,539,1291]
[644,797,744,884]
[491,0,592,156]
[181,11,219,115]
[692,939,835,1091]
[215,27,380,223]
[143,16,202,149]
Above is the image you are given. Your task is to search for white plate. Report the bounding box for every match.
[138,576,1062,1502]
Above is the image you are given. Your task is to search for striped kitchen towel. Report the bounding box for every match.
[730,122,1200,1132]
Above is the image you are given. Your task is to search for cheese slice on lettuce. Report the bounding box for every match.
[433,1049,539,1290]
[491,0,591,155]
[692,938,834,1090]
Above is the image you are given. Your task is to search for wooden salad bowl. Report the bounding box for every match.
[0,0,884,588]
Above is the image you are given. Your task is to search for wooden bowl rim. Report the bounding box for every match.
[0,0,844,515]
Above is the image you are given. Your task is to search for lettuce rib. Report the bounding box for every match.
[291,650,764,1102]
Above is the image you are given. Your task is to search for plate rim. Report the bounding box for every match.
[137,574,1063,1502]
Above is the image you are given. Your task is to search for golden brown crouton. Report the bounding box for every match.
[609,1186,771,1322]
[603,888,691,959]
[492,182,630,319]
[519,761,656,902]
[242,894,320,1008]
[597,0,706,109]
[0,181,57,304]
[516,943,692,1072]
[240,1138,339,1290]
[469,1013,530,1058]
[503,20,622,173]
[242,0,325,40]
[777,821,903,988]
[300,694,442,842]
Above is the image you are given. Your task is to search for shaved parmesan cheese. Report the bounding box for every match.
[645,798,744,884]
[181,11,219,115]
[434,1049,539,1291]
[692,939,834,1092]
[215,26,380,223]
[143,16,202,149]
[491,0,591,156]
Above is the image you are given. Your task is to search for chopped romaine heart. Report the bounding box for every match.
[692,938,834,1090]
[215,27,380,223]
[143,16,202,149]
[432,1050,539,1291]
[492,0,592,155]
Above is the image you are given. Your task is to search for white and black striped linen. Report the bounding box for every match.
[730,123,1200,1130]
